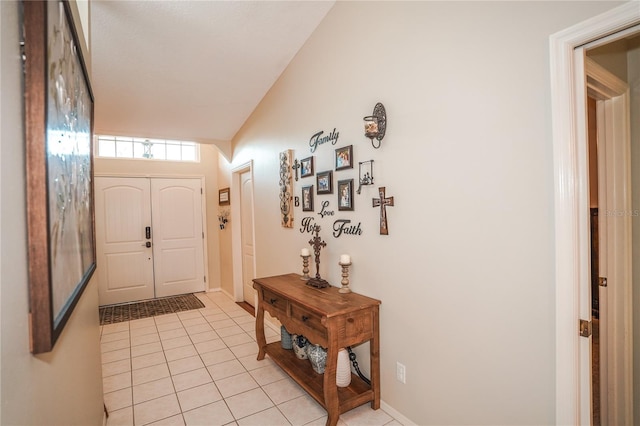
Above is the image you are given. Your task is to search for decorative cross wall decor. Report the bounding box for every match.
[372,187,394,235]
[292,159,301,181]
[306,225,329,288]
[279,150,294,228]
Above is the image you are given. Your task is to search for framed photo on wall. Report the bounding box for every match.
[302,185,314,211]
[219,187,230,205]
[335,145,353,171]
[338,179,354,211]
[301,156,314,178]
[24,0,96,353]
[316,171,333,194]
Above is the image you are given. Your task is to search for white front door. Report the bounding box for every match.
[96,177,206,305]
[151,178,206,298]
[240,170,256,306]
[95,177,154,305]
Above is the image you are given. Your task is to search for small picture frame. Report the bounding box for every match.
[338,179,354,211]
[301,156,314,178]
[316,171,333,194]
[335,145,353,171]
[219,187,230,205]
[302,185,314,211]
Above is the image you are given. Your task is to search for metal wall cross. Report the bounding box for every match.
[292,159,301,181]
[372,186,394,235]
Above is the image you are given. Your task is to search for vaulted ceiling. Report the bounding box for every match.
[90,1,334,156]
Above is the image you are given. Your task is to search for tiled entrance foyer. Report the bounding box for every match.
[101,291,401,426]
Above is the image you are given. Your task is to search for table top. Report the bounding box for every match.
[253,273,381,318]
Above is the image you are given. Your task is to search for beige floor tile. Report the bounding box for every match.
[132,363,170,386]
[169,355,205,376]
[104,387,133,412]
[236,406,290,426]
[215,372,259,398]
[147,414,185,426]
[164,344,198,362]
[106,406,133,426]
[221,332,254,347]
[101,330,130,343]
[102,359,131,377]
[131,341,164,358]
[181,317,207,327]
[182,400,234,426]
[261,377,305,405]
[131,325,159,338]
[278,394,326,426]
[249,364,288,386]
[133,377,175,404]
[132,351,166,370]
[161,336,192,350]
[225,388,273,420]
[103,322,130,335]
[159,328,188,341]
[103,371,132,393]
[237,354,274,371]
[232,314,255,325]
[230,342,258,359]
[131,332,161,347]
[215,325,245,337]
[189,330,219,343]
[176,382,222,412]
[200,348,236,366]
[157,321,185,332]
[185,323,213,335]
[194,338,227,354]
[339,405,393,426]
[133,393,181,426]
[129,317,156,329]
[207,359,245,380]
[177,310,203,320]
[101,339,131,353]
[154,313,180,325]
[101,347,131,364]
[171,367,213,392]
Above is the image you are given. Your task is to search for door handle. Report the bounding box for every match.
[145,226,151,239]
[141,242,151,248]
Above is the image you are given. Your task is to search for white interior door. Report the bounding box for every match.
[95,177,154,305]
[240,170,256,306]
[151,178,206,298]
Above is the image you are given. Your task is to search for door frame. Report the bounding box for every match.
[231,161,256,302]
[550,3,638,424]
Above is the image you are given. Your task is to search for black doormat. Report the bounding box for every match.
[99,294,205,325]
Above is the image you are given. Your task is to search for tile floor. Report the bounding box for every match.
[101,291,401,426]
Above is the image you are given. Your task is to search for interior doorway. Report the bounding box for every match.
[231,161,257,308]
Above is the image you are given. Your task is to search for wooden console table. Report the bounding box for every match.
[253,273,381,426]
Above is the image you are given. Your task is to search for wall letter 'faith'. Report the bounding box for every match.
[372,187,394,235]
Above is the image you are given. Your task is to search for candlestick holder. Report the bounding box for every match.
[300,254,311,281]
[307,225,329,288]
[338,261,352,293]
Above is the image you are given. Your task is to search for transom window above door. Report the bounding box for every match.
[95,135,200,162]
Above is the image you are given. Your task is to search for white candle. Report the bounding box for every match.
[340,254,351,264]
[301,248,310,257]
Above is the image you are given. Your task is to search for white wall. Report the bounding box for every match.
[1,1,104,424]
[231,2,622,424]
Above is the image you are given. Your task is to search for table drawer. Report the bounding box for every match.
[261,289,287,315]
[290,303,325,334]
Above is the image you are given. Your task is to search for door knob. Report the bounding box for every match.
[141,241,151,248]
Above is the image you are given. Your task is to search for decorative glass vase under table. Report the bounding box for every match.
[253,273,381,426]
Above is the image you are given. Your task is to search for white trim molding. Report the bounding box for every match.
[550,3,639,425]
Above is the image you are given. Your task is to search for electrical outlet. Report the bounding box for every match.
[396,362,406,384]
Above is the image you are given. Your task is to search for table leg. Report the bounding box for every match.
[255,302,266,360]
[370,306,380,409]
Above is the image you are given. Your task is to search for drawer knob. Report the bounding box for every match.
[301,315,309,322]
[269,298,277,305]
[347,318,354,323]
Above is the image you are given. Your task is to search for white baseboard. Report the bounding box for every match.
[380,400,416,425]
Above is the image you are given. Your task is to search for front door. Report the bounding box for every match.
[95,177,154,305]
[96,177,206,305]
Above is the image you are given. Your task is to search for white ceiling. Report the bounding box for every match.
[90,1,334,151]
